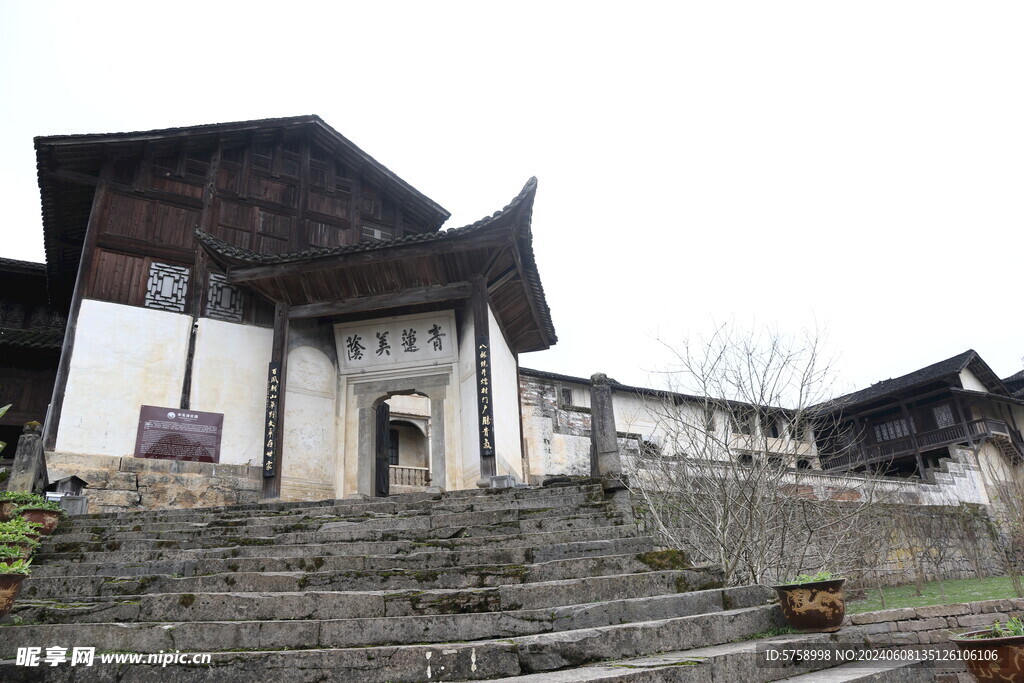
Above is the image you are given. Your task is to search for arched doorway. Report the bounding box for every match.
[385,394,431,492]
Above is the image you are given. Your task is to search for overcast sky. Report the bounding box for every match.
[1,1,1021,395]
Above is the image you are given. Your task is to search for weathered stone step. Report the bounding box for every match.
[51,505,621,545]
[10,582,768,627]
[40,519,641,559]
[36,534,658,570]
[46,510,631,550]
[61,491,608,535]
[66,482,606,526]
[1,585,774,654]
[30,549,681,583]
[459,630,931,682]
[21,563,717,603]
[0,604,784,681]
[777,659,931,681]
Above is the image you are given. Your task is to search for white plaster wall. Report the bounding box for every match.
[56,299,191,457]
[487,307,523,480]
[281,346,337,501]
[189,318,273,466]
[458,314,480,487]
[960,369,988,393]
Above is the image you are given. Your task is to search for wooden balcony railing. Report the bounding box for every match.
[389,465,431,487]
[825,418,1023,470]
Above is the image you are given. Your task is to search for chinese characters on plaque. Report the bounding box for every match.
[263,362,281,478]
[336,314,454,371]
[476,336,495,458]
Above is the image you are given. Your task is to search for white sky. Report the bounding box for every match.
[1,1,1021,395]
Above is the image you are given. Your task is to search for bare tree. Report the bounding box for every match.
[977,451,1024,598]
[625,325,884,586]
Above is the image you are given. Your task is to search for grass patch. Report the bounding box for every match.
[848,576,1019,614]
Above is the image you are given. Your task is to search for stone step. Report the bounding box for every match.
[11,582,768,626]
[21,562,718,602]
[59,491,606,540]
[51,506,623,545]
[65,482,606,526]
[29,548,681,581]
[2,585,774,652]
[44,510,632,553]
[39,520,643,560]
[0,604,785,681]
[777,660,931,681]
[458,631,932,682]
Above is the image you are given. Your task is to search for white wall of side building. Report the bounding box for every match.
[189,318,273,466]
[56,299,191,457]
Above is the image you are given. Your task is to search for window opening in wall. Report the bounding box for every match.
[873,418,910,443]
[933,404,955,429]
[387,428,399,466]
[560,387,573,408]
[761,414,780,439]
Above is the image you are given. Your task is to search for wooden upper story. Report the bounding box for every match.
[35,116,450,322]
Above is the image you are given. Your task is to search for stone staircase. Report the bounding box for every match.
[0,481,931,681]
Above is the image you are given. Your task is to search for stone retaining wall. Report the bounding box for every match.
[46,451,263,513]
[849,598,1024,682]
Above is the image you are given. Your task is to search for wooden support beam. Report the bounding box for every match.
[288,282,473,320]
[487,265,519,292]
[42,164,110,451]
[180,139,222,410]
[45,169,99,186]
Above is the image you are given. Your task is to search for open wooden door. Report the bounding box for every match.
[375,402,390,497]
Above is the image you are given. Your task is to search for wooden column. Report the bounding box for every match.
[471,276,496,482]
[180,139,222,409]
[899,400,926,479]
[42,165,110,452]
[263,302,290,499]
[952,395,975,446]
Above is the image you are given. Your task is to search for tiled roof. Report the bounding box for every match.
[824,350,979,410]
[0,327,63,351]
[0,257,45,272]
[199,178,556,348]
[197,177,538,266]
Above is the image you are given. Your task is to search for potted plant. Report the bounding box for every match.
[0,558,31,618]
[0,518,42,558]
[772,571,846,633]
[14,499,64,536]
[0,492,46,522]
[950,617,1024,680]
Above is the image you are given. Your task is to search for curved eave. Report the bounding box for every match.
[198,178,557,353]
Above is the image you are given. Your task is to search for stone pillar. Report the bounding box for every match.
[8,421,48,494]
[590,373,622,479]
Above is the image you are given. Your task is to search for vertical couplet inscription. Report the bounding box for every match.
[476,337,495,458]
[263,361,281,478]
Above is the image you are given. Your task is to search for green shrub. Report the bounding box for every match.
[0,492,47,506]
[13,501,64,515]
[0,559,32,575]
[787,571,841,585]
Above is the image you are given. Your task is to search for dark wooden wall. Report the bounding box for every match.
[83,129,427,324]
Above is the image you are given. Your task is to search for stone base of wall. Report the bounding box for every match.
[46,451,263,513]
[848,598,1024,681]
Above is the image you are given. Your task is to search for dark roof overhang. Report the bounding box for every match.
[199,178,556,353]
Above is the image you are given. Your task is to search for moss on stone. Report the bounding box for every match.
[636,549,689,571]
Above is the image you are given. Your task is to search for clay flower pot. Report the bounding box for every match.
[772,578,846,633]
[18,508,61,536]
[0,573,26,618]
[950,630,1024,681]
